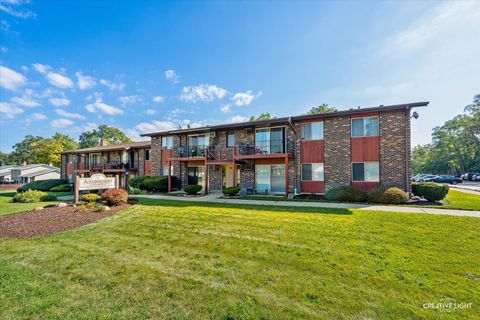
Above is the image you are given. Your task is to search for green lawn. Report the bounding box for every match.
[0,191,61,216]
[1,197,479,319]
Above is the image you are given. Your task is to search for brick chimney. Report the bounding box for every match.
[99,138,109,147]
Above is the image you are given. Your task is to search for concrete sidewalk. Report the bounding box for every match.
[123,193,480,218]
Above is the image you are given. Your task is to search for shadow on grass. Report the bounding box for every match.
[0,192,16,198]
[134,198,353,215]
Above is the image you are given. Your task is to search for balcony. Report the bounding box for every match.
[171,145,208,159]
[206,147,235,163]
[77,162,136,173]
[237,139,293,156]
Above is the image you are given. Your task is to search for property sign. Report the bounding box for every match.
[78,173,116,191]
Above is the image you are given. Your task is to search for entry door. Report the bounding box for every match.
[255,165,271,193]
[223,165,234,188]
[271,165,286,193]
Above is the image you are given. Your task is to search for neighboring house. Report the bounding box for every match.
[0,165,18,182]
[11,164,60,183]
[59,140,151,187]
[140,102,429,195]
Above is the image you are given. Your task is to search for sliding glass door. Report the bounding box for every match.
[255,127,285,154]
[255,164,286,194]
[187,166,205,190]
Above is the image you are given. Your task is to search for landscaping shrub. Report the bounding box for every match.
[41,194,58,202]
[367,186,408,204]
[128,176,149,189]
[17,179,67,192]
[184,184,202,195]
[223,186,241,196]
[412,182,449,202]
[128,187,146,195]
[101,188,128,206]
[94,205,107,212]
[49,184,71,192]
[12,190,47,203]
[324,186,366,202]
[81,193,101,203]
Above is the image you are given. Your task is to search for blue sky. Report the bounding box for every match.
[0,0,479,152]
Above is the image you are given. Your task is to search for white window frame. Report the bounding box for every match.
[352,162,380,182]
[161,136,174,149]
[301,163,325,181]
[301,121,324,141]
[351,116,379,137]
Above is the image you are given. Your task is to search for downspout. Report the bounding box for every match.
[405,107,411,194]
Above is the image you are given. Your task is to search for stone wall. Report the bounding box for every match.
[380,110,409,191]
[324,116,351,191]
[150,136,162,176]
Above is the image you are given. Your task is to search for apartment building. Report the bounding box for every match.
[141,102,429,196]
[60,140,151,187]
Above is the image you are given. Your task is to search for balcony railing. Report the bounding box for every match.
[238,139,291,155]
[173,145,208,158]
[206,147,235,162]
[87,162,135,171]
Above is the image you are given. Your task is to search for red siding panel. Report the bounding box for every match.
[301,181,325,193]
[300,140,324,163]
[255,158,284,165]
[352,182,379,191]
[351,136,380,162]
[161,149,171,165]
[144,160,152,176]
[66,163,72,176]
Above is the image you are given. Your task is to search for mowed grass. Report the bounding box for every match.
[1,198,479,319]
[443,189,480,211]
[0,191,60,216]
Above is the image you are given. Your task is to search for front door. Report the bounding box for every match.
[223,165,234,188]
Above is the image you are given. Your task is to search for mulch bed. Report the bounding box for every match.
[0,203,132,238]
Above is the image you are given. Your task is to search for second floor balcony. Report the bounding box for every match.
[238,139,293,156]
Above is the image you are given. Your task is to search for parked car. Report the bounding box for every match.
[413,174,428,182]
[471,173,480,181]
[417,175,437,182]
[432,175,463,185]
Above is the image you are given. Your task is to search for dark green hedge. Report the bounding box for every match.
[141,176,178,192]
[222,186,241,196]
[17,179,67,192]
[412,182,449,202]
[128,176,149,189]
[367,186,408,204]
[325,186,366,202]
[184,184,202,195]
[49,184,71,192]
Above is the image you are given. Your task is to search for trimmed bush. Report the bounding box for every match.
[94,205,107,212]
[101,188,128,206]
[223,186,241,196]
[12,190,47,203]
[49,184,71,192]
[41,194,57,202]
[184,184,202,195]
[128,176,149,189]
[141,176,178,192]
[367,186,408,204]
[17,179,67,192]
[324,186,366,202]
[128,187,146,195]
[412,182,449,202]
[81,193,101,203]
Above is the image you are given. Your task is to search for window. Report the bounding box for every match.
[352,162,379,182]
[301,122,324,140]
[89,153,101,165]
[255,127,285,154]
[162,165,172,176]
[351,116,379,137]
[161,136,173,149]
[227,132,235,147]
[144,149,150,160]
[301,163,324,181]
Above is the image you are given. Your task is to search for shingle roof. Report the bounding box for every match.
[61,140,151,154]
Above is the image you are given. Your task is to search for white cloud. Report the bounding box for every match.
[0,102,23,119]
[0,0,36,19]
[32,63,50,74]
[0,65,28,91]
[152,95,165,103]
[231,90,262,106]
[145,108,156,115]
[180,84,228,103]
[85,98,124,115]
[30,112,47,121]
[55,109,85,120]
[21,65,28,72]
[126,120,177,140]
[51,118,74,128]
[118,95,142,105]
[229,115,249,123]
[383,1,480,57]
[46,72,74,89]
[75,72,96,90]
[49,97,70,107]
[220,104,231,113]
[165,69,180,83]
[100,79,125,91]
[10,95,40,107]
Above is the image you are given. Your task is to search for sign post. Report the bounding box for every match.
[74,173,117,205]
